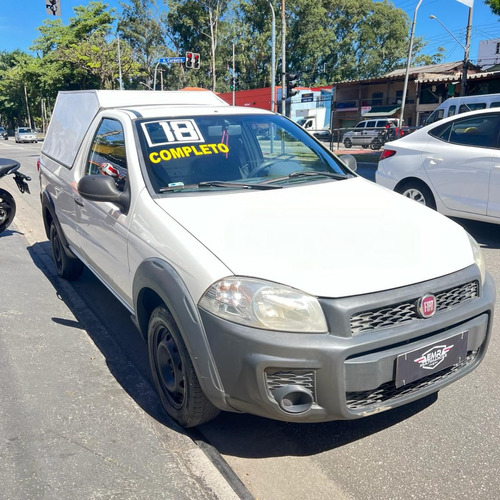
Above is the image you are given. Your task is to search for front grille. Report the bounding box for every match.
[350,281,478,335]
[265,370,316,402]
[346,351,477,411]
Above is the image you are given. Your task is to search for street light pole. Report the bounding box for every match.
[281,0,286,116]
[400,0,422,128]
[430,8,473,97]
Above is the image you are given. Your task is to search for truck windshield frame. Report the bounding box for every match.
[135,113,350,194]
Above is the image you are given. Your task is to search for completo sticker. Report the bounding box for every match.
[149,143,230,163]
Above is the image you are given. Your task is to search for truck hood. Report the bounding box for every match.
[155,178,474,297]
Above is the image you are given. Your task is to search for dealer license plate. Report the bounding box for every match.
[395,331,468,388]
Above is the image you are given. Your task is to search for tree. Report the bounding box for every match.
[119,0,173,88]
[485,0,500,16]
[167,0,232,91]
[30,1,124,90]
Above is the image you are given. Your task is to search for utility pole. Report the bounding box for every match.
[117,34,123,90]
[24,84,32,129]
[400,0,422,128]
[281,0,286,116]
[461,5,473,97]
[267,0,276,112]
[232,43,235,106]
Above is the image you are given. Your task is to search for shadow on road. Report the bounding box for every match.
[26,240,179,432]
[452,218,500,250]
[199,393,437,459]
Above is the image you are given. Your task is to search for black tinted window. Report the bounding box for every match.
[429,113,500,148]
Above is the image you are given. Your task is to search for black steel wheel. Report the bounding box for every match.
[0,188,16,233]
[148,306,220,427]
[49,222,84,280]
[343,138,352,148]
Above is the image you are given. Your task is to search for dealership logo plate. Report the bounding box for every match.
[396,331,468,388]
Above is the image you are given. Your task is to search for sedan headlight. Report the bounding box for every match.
[199,277,328,333]
[468,233,486,285]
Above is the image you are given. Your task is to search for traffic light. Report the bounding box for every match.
[230,77,239,91]
[286,73,298,98]
[185,52,193,68]
[46,0,61,16]
[193,53,200,69]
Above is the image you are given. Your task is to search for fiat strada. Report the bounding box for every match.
[39,90,495,427]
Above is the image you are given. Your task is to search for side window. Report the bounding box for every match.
[490,101,500,108]
[366,120,377,128]
[354,122,365,129]
[459,103,486,113]
[431,113,500,148]
[429,122,453,142]
[372,92,383,106]
[87,118,127,191]
[447,106,456,117]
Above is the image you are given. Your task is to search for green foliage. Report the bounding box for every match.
[485,0,500,16]
[0,0,448,127]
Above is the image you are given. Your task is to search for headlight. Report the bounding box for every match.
[468,233,486,285]
[199,277,328,333]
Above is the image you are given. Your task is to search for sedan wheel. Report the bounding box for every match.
[398,182,436,210]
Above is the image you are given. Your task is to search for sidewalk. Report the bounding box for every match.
[0,222,240,499]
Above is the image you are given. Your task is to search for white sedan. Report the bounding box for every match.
[376,108,500,225]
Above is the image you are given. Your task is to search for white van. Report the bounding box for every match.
[424,93,500,125]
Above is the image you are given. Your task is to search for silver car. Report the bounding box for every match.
[15,127,37,143]
[342,118,399,150]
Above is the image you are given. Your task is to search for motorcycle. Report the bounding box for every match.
[0,158,31,233]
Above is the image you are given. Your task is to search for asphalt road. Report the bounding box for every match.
[2,140,500,500]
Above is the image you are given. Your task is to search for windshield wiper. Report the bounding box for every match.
[289,171,348,180]
[197,180,282,190]
[259,170,349,184]
[159,184,196,193]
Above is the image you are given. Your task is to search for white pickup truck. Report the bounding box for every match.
[39,90,495,427]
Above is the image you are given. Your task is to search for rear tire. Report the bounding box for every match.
[49,223,84,280]
[148,306,220,427]
[370,138,382,150]
[0,188,16,233]
[397,181,436,209]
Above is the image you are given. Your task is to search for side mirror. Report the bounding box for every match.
[77,175,130,213]
[339,154,357,172]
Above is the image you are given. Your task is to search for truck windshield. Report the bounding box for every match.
[136,113,351,193]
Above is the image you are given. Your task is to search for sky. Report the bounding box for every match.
[0,0,498,66]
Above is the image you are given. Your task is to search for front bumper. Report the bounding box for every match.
[200,265,495,422]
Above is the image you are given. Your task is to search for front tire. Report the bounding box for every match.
[397,181,436,209]
[49,223,84,280]
[148,306,220,427]
[343,138,352,148]
[0,188,16,233]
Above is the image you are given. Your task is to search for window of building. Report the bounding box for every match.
[372,92,383,106]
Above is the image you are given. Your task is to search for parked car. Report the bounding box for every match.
[15,127,37,143]
[0,127,8,140]
[38,90,494,428]
[376,108,500,225]
[342,118,400,150]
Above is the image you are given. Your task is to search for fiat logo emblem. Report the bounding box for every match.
[417,294,436,318]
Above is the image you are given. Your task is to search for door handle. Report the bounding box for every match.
[74,196,84,207]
